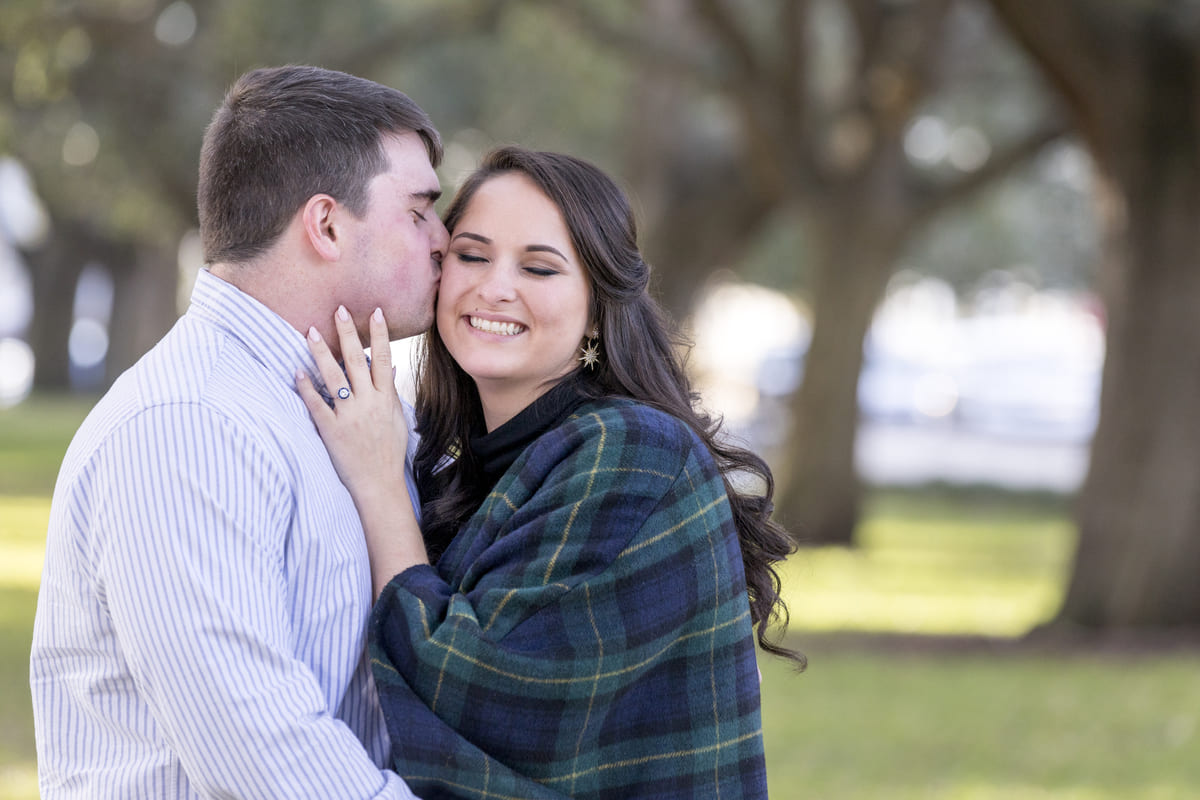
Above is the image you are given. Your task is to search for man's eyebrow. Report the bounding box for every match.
[410,189,441,204]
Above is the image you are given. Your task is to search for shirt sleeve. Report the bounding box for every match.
[93,403,415,799]
[370,407,739,794]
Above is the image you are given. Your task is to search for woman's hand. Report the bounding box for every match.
[296,305,428,597]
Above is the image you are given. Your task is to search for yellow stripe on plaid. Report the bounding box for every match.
[372,609,751,687]
[541,729,765,786]
[541,413,607,584]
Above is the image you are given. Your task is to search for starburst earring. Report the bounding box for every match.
[579,327,601,370]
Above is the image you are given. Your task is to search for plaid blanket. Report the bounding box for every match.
[370,398,768,799]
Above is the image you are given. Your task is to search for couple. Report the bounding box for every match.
[31,65,800,799]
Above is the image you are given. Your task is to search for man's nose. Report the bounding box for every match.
[431,216,450,258]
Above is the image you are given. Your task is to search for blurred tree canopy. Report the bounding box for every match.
[0,0,517,387]
[543,0,1065,544]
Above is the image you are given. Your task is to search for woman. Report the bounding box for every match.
[298,147,802,799]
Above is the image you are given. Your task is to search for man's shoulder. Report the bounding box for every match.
[63,318,284,468]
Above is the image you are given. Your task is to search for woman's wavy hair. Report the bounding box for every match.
[414,146,803,667]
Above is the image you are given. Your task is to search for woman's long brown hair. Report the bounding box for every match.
[414,146,803,668]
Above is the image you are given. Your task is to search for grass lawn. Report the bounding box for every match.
[761,639,1200,799]
[3,395,1199,799]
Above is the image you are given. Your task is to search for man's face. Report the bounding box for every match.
[338,132,448,342]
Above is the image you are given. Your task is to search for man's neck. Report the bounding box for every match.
[209,258,336,353]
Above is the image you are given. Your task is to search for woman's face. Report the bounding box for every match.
[437,172,592,426]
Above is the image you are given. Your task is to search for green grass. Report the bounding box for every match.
[0,395,93,799]
[761,642,1200,799]
[780,490,1076,636]
[3,396,1199,799]
[0,393,94,496]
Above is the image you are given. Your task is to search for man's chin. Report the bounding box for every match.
[387,319,433,341]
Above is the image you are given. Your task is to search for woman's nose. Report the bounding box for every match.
[477,263,517,303]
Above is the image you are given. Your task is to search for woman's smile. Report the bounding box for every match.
[467,315,527,337]
[437,172,592,429]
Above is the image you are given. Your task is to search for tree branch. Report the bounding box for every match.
[777,0,812,148]
[537,0,715,85]
[984,0,1119,157]
[692,0,765,82]
[315,0,510,75]
[856,0,958,138]
[910,121,1070,228]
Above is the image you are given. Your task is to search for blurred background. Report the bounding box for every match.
[2,1,1198,798]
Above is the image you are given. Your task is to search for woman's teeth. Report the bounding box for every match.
[470,317,525,336]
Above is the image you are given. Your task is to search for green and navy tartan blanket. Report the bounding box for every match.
[370,398,768,799]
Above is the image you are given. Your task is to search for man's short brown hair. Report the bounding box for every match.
[198,65,442,265]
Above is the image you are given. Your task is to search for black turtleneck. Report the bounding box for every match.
[468,374,592,494]
[418,374,596,562]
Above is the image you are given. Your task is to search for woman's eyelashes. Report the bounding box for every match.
[450,251,559,276]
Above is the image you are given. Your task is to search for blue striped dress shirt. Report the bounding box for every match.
[31,269,420,799]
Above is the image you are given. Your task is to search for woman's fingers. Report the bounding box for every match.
[296,370,334,426]
[303,306,388,401]
[306,325,349,402]
[333,305,371,394]
[367,308,394,393]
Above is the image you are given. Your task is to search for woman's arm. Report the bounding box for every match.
[296,306,428,598]
[369,404,764,797]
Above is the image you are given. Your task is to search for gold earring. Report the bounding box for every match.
[579,328,601,370]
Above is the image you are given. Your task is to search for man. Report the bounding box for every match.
[30,65,448,798]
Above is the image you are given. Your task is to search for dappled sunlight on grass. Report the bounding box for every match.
[778,492,1075,636]
[0,394,92,496]
[0,584,38,793]
[0,498,49,590]
[0,766,38,800]
[761,646,1200,798]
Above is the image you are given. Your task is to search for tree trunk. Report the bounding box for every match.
[106,243,179,385]
[25,221,99,391]
[1060,89,1200,627]
[984,0,1200,629]
[774,223,901,545]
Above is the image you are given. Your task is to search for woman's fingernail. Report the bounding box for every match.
[372,307,383,323]
[308,326,321,342]
[295,369,307,383]
[337,305,350,321]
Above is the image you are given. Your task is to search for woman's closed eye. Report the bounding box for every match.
[454,251,488,264]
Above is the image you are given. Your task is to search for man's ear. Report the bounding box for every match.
[301,194,342,261]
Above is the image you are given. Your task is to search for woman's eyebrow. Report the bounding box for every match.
[525,244,567,260]
[450,233,567,261]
